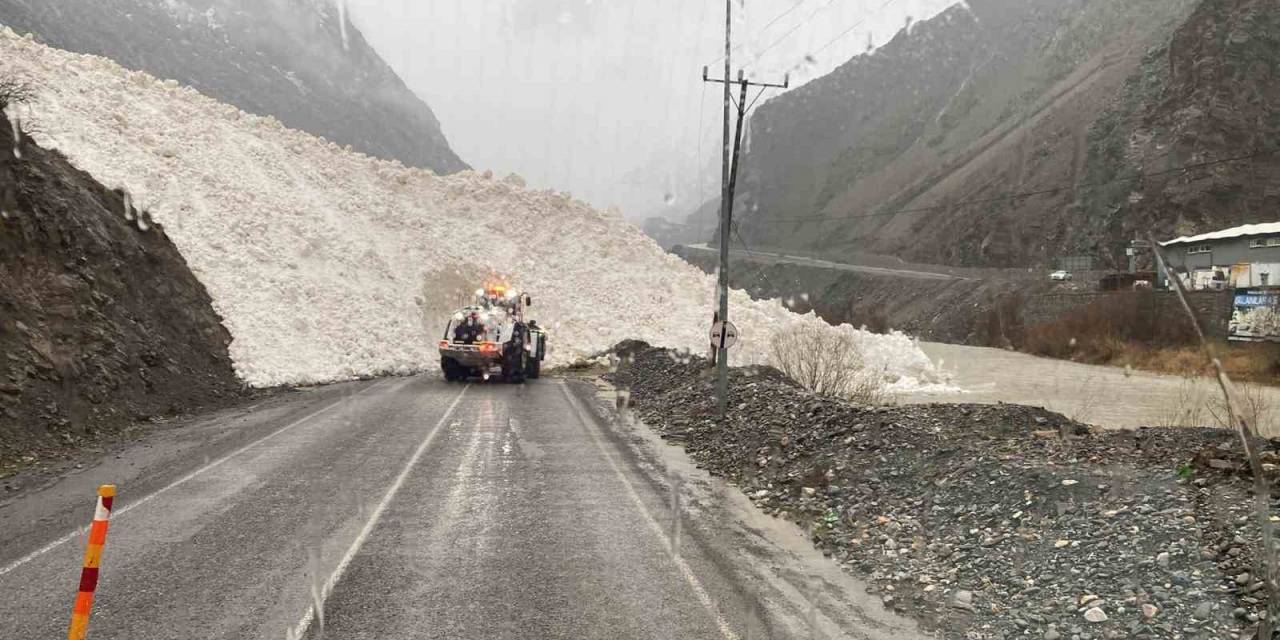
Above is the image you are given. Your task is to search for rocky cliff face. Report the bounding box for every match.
[0,0,467,174]
[1085,0,1280,249]
[730,0,1277,268]
[0,110,244,469]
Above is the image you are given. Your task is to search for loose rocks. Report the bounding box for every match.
[608,343,1275,639]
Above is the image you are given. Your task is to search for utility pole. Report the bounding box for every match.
[703,1,789,421]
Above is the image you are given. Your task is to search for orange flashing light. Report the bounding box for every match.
[479,342,500,353]
[483,281,511,297]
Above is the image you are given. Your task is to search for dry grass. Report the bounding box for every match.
[1021,292,1280,383]
[1050,340,1280,383]
[1153,375,1215,430]
[769,324,890,404]
[1149,374,1280,436]
[1205,380,1279,436]
[1118,343,1280,382]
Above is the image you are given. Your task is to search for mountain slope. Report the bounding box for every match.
[0,28,949,392]
[0,0,467,174]
[733,0,1278,268]
[1083,0,1280,248]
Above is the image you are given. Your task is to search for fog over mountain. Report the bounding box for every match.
[0,0,470,173]
[344,0,955,221]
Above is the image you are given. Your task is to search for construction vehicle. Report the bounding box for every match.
[438,284,547,383]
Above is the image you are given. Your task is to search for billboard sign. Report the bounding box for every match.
[1229,288,1280,342]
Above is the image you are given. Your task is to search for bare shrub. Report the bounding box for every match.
[1154,375,1213,428]
[0,78,34,111]
[1145,373,1280,434]
[769,324,889,404]
[1021,291,1198,361]
[1206,381,1278,437]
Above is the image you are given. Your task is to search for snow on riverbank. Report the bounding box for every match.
[0,28,950,390]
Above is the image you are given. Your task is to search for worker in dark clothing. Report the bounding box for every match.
[453,312,484,344]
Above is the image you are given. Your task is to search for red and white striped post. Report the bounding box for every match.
[68,484,115,640]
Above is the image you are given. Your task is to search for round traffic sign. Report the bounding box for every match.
[710,321,740,350]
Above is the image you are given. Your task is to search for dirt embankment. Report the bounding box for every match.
[0,108,245,474]
[610,342,1279,639]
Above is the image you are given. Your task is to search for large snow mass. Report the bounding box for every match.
[0,29,949,391]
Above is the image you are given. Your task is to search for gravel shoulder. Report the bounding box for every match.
[607,342,1280,640]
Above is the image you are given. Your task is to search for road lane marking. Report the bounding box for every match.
[287,383,470,639]
[557,382,739,640]
[0,378,396,578]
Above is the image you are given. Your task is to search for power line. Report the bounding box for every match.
[750,0,910,73]
[748,0,839,64]
[809,0,898,59]
[706,0,812,66]
[746,149,1275,226]
[710,0,903,84]
[758,0,811,35]
[732,226,783,292]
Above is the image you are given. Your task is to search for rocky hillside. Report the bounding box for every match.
[0,107,243,470]
[0,0,467,174]
[730,0,1278,268]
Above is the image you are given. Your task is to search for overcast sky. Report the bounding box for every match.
[344,0,957,221]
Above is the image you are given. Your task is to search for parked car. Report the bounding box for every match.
[1050,270,1073,281]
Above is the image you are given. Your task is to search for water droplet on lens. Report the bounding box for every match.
[11,113,22,160]
[337,0,350,51]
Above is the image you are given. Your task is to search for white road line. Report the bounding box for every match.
[558,382,740,640]
[287,383,470,640]
[0,378,396,578]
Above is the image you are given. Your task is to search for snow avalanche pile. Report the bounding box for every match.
[0,29,950,391]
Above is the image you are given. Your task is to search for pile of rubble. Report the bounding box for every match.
[608,342,1278,640]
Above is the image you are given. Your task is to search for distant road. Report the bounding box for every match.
[0,376,923,640]
[683,243,966,282]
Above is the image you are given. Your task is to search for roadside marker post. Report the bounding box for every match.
[68,484,116,640]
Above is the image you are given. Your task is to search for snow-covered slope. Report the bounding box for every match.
[0,29,948,391]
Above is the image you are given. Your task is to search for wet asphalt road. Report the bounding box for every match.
[0,376,923,640]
